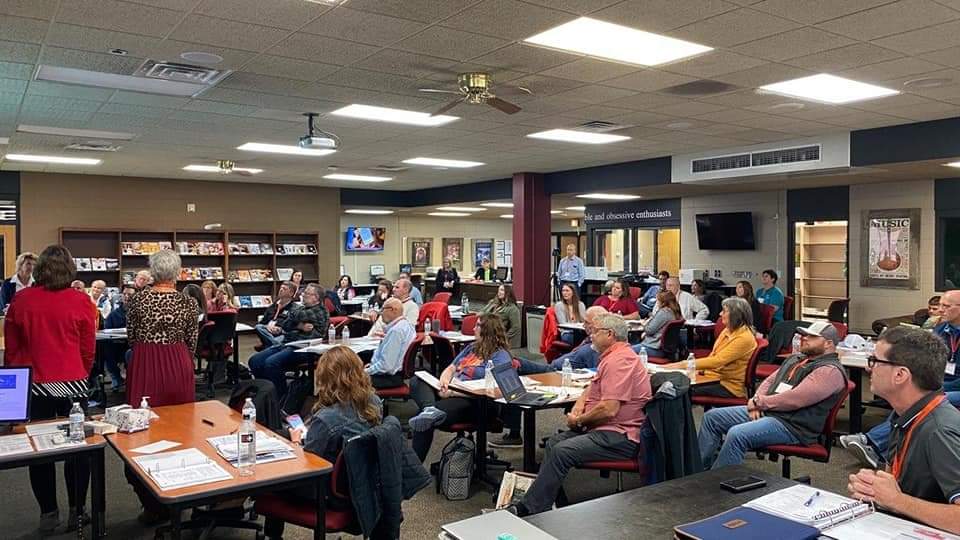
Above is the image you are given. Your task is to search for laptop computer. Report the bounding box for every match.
[491,362,554,406]
[0,366,31,423]
[442,510,558,540]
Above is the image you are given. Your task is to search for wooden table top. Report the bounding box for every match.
[105,400,332,504]
[0,422,106,466]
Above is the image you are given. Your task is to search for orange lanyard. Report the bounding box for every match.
[785,358,811,381]
[891,394,946,479]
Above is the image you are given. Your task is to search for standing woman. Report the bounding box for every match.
[553,283,586,345]
[334,274,355,301]
[483,284,522,348]
[435,258,460,295]
[5,245,96,533]
[592,278,639,320]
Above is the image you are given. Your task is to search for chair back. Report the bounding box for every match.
[660,319,686,360]
[629,286,642,301]
[830,322,848,340]
[207,311,237,345]
[827,299,849,323]
[703,292,723,321]
[431,335,457,373]
[821,380,856,445]
[783,295,795,321]
[744,338,768,396]
[196,320,215,358]
[461,314,478,335]
[401,335,424,378]
[329,451,350,501]
[758,304,776,335]
[418,301,453,331]
[432,292,452,304]
[324,296,338,315]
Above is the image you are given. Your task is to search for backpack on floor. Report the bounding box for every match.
[438,436,475,501]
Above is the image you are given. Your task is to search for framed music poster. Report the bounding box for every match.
[408,237,432,270]
[442,237,464,270]
[472,238,493,270]
[860,208,920,290]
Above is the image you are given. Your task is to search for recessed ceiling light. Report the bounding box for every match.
[481,202,513,208]
[17,124,135,140]
[180,51,224,64]
[344,209,394,215]
[428,212,471,217]
[403,157,484,168]
[330,104,459,126]
[565,206,586,211]
[758,74,899,104]
[500,214,514,219]
[4,154,101,165]
[527,129,631,144]
[237,142,335,157]
[524,17,713,67]
[183,164,262,174]
[323,173,392,182]
[576,193,641,200]
[436,206,485,212]
[551,210,563,214]
[943,161,960,168]
[35,65,211,97]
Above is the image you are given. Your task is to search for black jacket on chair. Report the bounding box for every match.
[645,372,703,482]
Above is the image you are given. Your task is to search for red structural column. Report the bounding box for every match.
[512,172,551,306]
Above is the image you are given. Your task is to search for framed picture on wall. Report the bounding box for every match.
[442,237,464,270]
[860,208,921,290]
[472,238,493,270]
[408,237,432,270]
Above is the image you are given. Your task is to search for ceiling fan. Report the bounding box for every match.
[419,72,532,116]
[215,160,258,176]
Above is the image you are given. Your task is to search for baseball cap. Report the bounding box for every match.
[796,321,839,343]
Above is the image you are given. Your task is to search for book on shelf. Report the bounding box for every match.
[105,258,119,270]
[237,270,251,282]
[121,241,172,255]
[76,258,92,272]
[277,267,293,281]
[260,243,273,254]
[91,258,107,271]
[228,242,274,255]
[253,295,272,307]
[177,241,225,255]
[239,296,253,308]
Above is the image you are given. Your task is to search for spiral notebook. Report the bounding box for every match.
[743,485,872,529]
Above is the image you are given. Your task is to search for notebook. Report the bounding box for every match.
[675,507,820,540]
[442,511,557,540]
[743,485,872,529]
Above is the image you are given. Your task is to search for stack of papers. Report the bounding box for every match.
[298,337,382,355]
[133,447,232,490]
[0,434,34,457]
[744,485,871,529]
[207,432,296,467]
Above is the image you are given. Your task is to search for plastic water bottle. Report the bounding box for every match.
[328,324,336,344]
[424,317,432,334]
[686,353,697,383]
[791,333,802,354]
[461,293,470,314]
[69,402,85,443]
[341,324,351,341]
[639,346,649,368]
[238,397,257,476]
[562,358,573,387]
[484,360,496,391]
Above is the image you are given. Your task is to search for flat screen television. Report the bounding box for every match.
[345,227,385,252]
[695,212,755,250]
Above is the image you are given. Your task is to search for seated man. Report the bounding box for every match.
[249,283,329,397]
[398,271,423,306]
[367,278,419,336]
[365,298,416,389]
[847,327,960,535]
[102,285,135,390]
[133,270,152,290]
[90,279,113,319]
[698,321,847,469]
[517,306,606,375]
[255,280,296,348]
[638,271,668,317]
[922,294,942,329]
[666,277,709,321]
[505,314,652,516]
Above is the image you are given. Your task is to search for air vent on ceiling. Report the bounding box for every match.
[751,145,820,167]
[370,164,409,172]
[65,141,122,152]
[661,80,739,96]
[133,60,229,85]
[577,120,628,132]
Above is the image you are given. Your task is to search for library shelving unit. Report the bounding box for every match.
[795,221,848,321]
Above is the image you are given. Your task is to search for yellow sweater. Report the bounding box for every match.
[694,325,757,397]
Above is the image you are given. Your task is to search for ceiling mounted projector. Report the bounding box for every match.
[299,112,340,150]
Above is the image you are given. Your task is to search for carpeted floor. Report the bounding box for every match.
[0,335,889,539]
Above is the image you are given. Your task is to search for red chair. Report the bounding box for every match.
[324,297,349,330]
[647,319,685,364]
[375,336,423,415]
[628,286,642,302]
[783,295,795,321]
[578,448,647,493]
[432,291,452,304]
[418,301,454,332]
[691,338,767,409]
[461,314,478,335]
[761,380,856,477]
[692,320,726,358]
[831,322,848,340]
[758,304,776,335]
[256,452,359,537]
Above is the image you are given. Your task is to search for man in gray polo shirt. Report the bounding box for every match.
[848,326,960,534]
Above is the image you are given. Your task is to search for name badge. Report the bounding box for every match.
[758,298,765,303]
[774,382,794,394]
[947,363,957,376]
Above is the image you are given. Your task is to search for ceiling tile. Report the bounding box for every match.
[97,102,174,118]
[57,0,185,37]
[536,57,639,83]
[841,56,945,83]
[669,8,801,47]
[783,43,903,71]
[269,33,380,65]
[194,0,332,30]
[604,92,689,110]
[142,41,255,70]
[220,72,315,98]
[0,40,40,64]
[345,0,478,24]
[109,91,190,109]
[180,100,259,117]
[442,0,575,40]
[0,62,36,80]
[750,0,900,24]
[520,0,623,15]
[22,94,104,112]
[872,19,960,55]
[321,68,424,97]
[654,101,728,117]
[0,15,50,44]
[45,22,164,57]
[550,84,638,103]
[242,55,340,82]
[816,0,960,41]
[471,43,577,73]
[501,74,585,96]
[660,51,767,78]
[39,46,143,74]
[0,0,58,20]
[301,7,428,47]
[879,100,960,120]
[169,15,291,52]
[713,63,812,87]
[918,45,960,67]
[354,49,458,79]
[602,70,698,92]
[27,80,115,101]
[591,0,738,33]
[394,27,511,62]
[0,78,28,94]
[692,108,765,122]
[733,27,855,61]
[557,104,634,121]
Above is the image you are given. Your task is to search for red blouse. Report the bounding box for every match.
[592,295,638,316]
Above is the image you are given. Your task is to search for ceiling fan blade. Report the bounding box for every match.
[486,96,522,115]
[433,98,464,116]
[419,88,463,95]
[498,85,534,96]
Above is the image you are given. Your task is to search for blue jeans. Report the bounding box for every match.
[249,345,301,397]
[516,357,555,375]
[698,406,799,469]
[631,344,664,358]
[866,390,960,456]
[255,323,284,347]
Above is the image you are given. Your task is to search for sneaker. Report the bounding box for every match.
[38,511,60,535]
[845,440,880,469]
[838,433,868,449]
[408,406,447,432]
[488,433,523,448]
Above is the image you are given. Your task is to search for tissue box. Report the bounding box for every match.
[104,404,132,425]
[116,408,151,433]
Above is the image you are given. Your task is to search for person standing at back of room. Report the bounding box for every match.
[557,243,585,292]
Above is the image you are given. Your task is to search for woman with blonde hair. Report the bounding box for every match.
[200,280,217,310]
[212,282,239,312]
[0,251,37,310]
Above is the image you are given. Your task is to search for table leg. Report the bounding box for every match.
[848,367,863,434]
[232,334,240,384]
[91,448,106,539]
[475,398,489,479]
[522,408,538,473]
[73,453,84,540]
[169,506,182,540]
[314,478,326,540]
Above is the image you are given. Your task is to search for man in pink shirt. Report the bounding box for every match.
[698,320,848,469]
[507,313,652,516]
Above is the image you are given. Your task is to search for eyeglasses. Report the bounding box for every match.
[867,355,905,369]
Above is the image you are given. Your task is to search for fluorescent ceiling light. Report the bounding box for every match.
[428,212,470,217]
[576,193,640,200]
[323,173,392,182]
[758,74,899,104]
[500,214,514,219]
[17,124,135,140]
[4,154,101,165]
[344,209,394,215]
[481,202,513,208]
[524,17,712,67]
[944,162,960,168]
[403,157,484,168]
[183,165,262,174]
[551,210,563,214]
[0,138,7,145]
[34,65,211,97]
[565,206,586,211]
[238,142,335,157]
[330,104,458,126]
[436,206,485,212]
[528,129,631,144]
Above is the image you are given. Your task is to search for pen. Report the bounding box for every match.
[803,491,821,507]
[202,419,215,427]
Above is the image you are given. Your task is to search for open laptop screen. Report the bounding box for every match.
[0,366,31,422]
[492,362,524,400]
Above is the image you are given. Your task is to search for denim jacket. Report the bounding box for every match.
[303,397,381,463]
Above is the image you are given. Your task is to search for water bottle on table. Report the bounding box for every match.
[328,324,337,344]
[69,402,85,443]
[561,358,573,387]
[639,346,649,368]
[484,359,496,391]
[342,324,351,341]
[238,397,257,476]
[686,353,697,383]
[461,293,469,314]
[424,317,432,334]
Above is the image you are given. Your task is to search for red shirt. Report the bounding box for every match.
[5,287,96,383]
[592,295,638,316]
[584,341,652,443]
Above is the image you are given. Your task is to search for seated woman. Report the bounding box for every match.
[690,279,707,302]
[211,283,239,312]
[591,278,639,320]
[482,284,521,349]
[367,279,392,312]
[334,274,356,301]
[735,280,765,334]
[634,290,682,358]
[200,280,217,311]
[407,313,514,461]
[664,297,757,398]
[553,283,586,345]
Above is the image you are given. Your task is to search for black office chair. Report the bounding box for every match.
[199,312,237,398]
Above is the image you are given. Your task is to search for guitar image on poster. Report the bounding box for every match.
[869,217,910,280]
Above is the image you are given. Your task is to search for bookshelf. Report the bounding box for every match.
[61,228,322,324]
[795,221,848,321]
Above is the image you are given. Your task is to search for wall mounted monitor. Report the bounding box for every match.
[695,212,756,250]
[345,227,385,252]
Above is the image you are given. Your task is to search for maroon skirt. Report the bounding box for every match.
[127,342,195,407]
